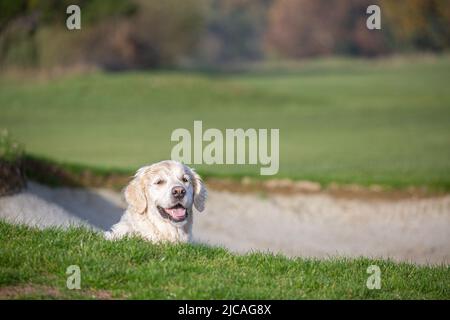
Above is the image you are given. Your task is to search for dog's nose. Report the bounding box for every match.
[172,186,186,199]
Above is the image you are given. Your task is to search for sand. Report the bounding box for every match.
[1,182,449,265]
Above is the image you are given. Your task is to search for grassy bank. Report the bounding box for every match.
[0,221,448,299]
[1,56,450,189]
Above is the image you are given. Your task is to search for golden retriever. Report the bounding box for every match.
[105,160,207,242]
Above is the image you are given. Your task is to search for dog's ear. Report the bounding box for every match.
[190,168,207,212]
[124,176,147,214]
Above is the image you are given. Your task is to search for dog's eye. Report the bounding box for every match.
[182,176,189,183]
[154,179,165,185]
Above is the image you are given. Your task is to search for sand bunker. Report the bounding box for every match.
[1,182,449,265]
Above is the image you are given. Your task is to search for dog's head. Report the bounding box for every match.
[124,160,207,226]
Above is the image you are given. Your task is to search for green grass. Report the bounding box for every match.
[0,221,448,299]
[0,129,23,163]
[1,56,450,189]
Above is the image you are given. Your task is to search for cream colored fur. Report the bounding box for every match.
[105,160,207,243]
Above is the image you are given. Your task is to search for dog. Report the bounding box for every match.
[105,160,207,243]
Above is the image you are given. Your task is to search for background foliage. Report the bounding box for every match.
[0,0,449,70]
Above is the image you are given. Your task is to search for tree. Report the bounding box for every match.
[381,0,450,51]
[265,0,388,58]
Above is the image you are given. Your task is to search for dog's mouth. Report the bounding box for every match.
[157,204,187,223]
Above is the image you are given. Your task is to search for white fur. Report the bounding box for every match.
[105,160,207,243]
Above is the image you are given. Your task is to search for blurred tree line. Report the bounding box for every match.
[0,0,449,70]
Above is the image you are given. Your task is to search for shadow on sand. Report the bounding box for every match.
[26,182,124,231]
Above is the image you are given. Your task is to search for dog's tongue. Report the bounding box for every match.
[166,207,186,219]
